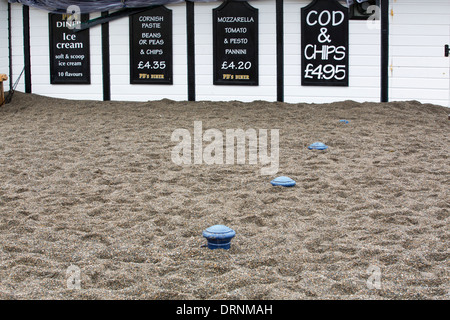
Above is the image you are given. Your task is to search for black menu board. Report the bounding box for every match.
[301,0,348,86]
[129,6,173,84]
[49,13,90,84]
[213,1,258,86]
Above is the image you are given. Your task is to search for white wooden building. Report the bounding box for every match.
[1,0,449,107]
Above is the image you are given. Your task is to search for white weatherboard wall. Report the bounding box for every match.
[389,0,450,107]
[5,0,450,106]
[195,0,277,102]
[109,4,187,101]
[284,0,381,104]
[0,0,9,92]
[9,2,25,93]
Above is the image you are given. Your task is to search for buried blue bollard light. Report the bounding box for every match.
[308,142,328,150]
[203,225,236,250]
[270,176,296,187]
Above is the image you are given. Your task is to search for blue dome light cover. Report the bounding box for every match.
[202,225,236,250]
[270,176,296,187]
[308,142,328,150]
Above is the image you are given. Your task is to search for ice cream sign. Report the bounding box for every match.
[49,13,90,84]
[301,0,349,86]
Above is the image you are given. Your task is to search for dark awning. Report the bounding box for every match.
[9,0,368,14]
[8,0,244,13]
